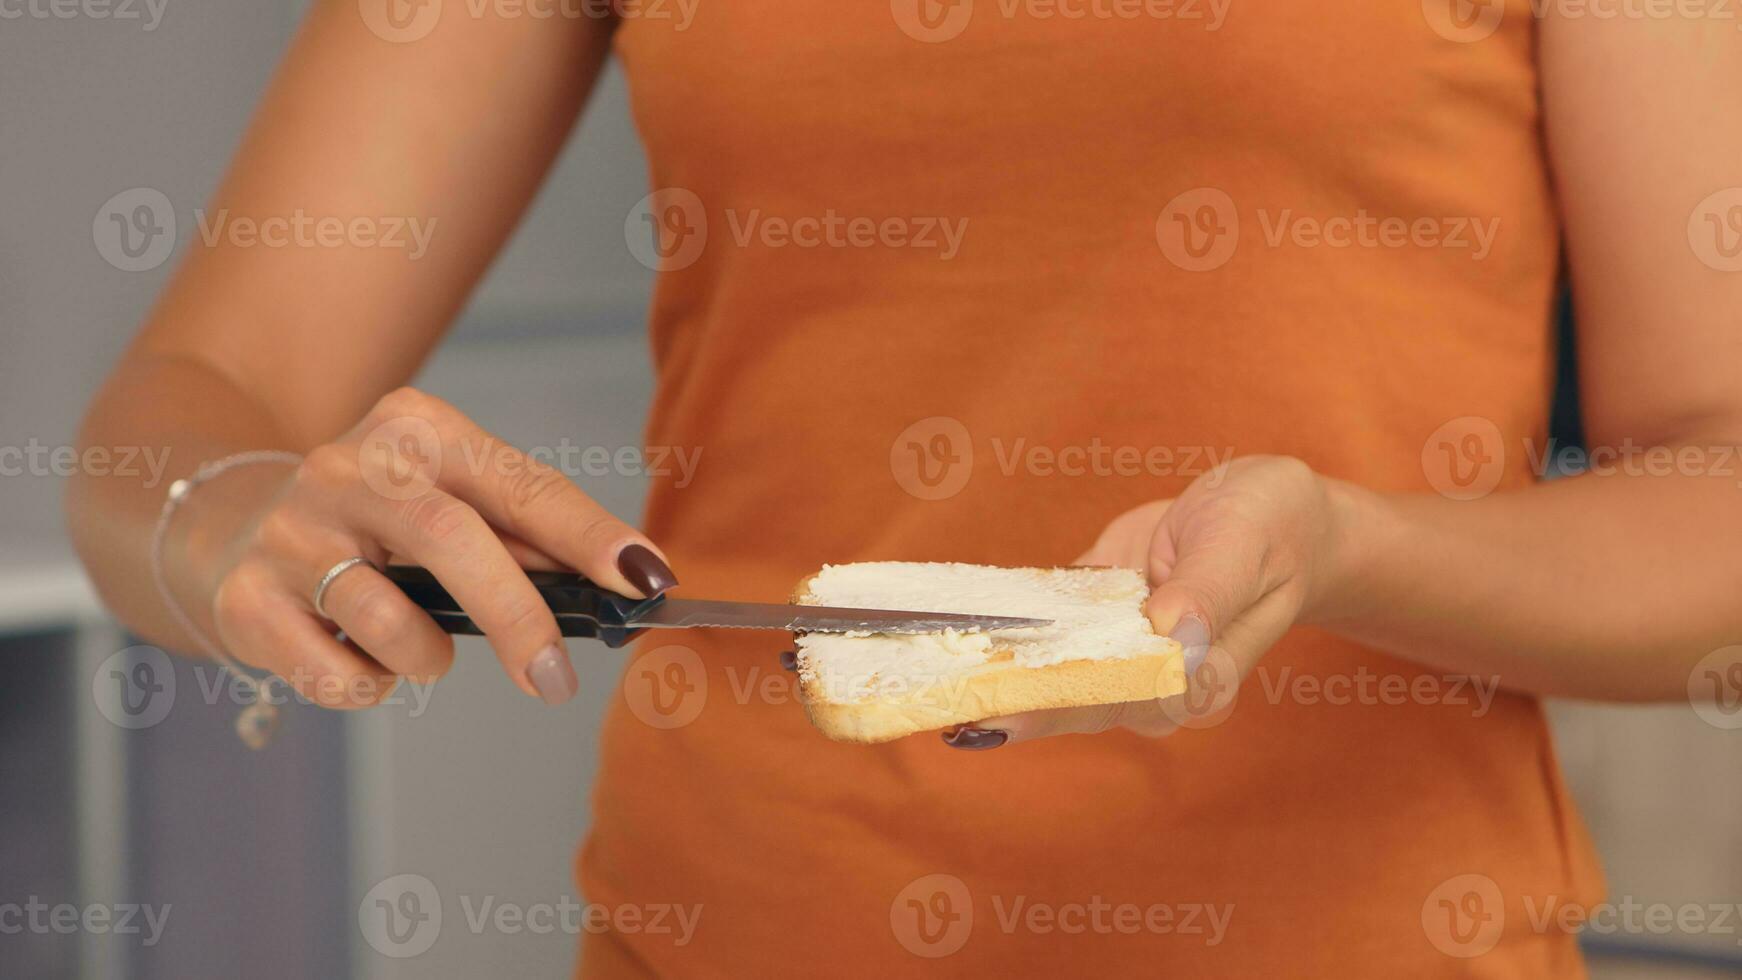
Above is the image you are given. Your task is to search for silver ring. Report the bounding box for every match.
[313,556,375,620]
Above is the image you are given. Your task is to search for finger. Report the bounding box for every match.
[377,530,564,572]
[399,401,676,599]
[952,573,1302,749]
[1072,499,1172,567]
[1130,588,1301,739]
[947,699,1174,748]
[1203,583,1300,683]
[352,487,577,705]
[213,577,399,710]
[252,510,457,683]
[1142,520,1270,666]
[495,530,570,572]
[314,559,455,683]
[456,449,676,598]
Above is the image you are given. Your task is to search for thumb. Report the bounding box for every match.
[1144,534,1264,673]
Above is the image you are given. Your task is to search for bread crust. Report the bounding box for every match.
[792,567,1186,744]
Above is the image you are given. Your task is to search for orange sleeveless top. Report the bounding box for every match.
[581,3,1602,974]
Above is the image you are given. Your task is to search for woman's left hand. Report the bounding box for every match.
[945,455,1354,749]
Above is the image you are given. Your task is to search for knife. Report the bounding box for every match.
[384,565,1051,649]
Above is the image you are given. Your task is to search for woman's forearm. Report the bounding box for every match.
[1315,447,1742,700]
[65,5,617,667]
[66,353,301,652]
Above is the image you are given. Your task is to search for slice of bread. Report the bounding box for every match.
[793,562,1186,743]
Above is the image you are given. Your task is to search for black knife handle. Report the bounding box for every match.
[383,565,660,649]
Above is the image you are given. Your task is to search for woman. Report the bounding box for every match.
[68,0,1742,975]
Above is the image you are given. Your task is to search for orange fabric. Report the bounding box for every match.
[580,4,1602,976]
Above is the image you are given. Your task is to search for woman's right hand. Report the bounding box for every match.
[202,387,678,709]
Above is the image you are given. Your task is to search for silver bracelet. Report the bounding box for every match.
[148,450,303,749]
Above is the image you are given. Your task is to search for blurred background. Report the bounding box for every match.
[1,3,1738,978]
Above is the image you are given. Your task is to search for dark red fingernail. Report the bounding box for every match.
[942,726,1008,751]
[617,544,678,597]
[778,651,797,672]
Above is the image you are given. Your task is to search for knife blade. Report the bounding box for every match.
[630,597,1048,634]
[384,565,1051,648]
